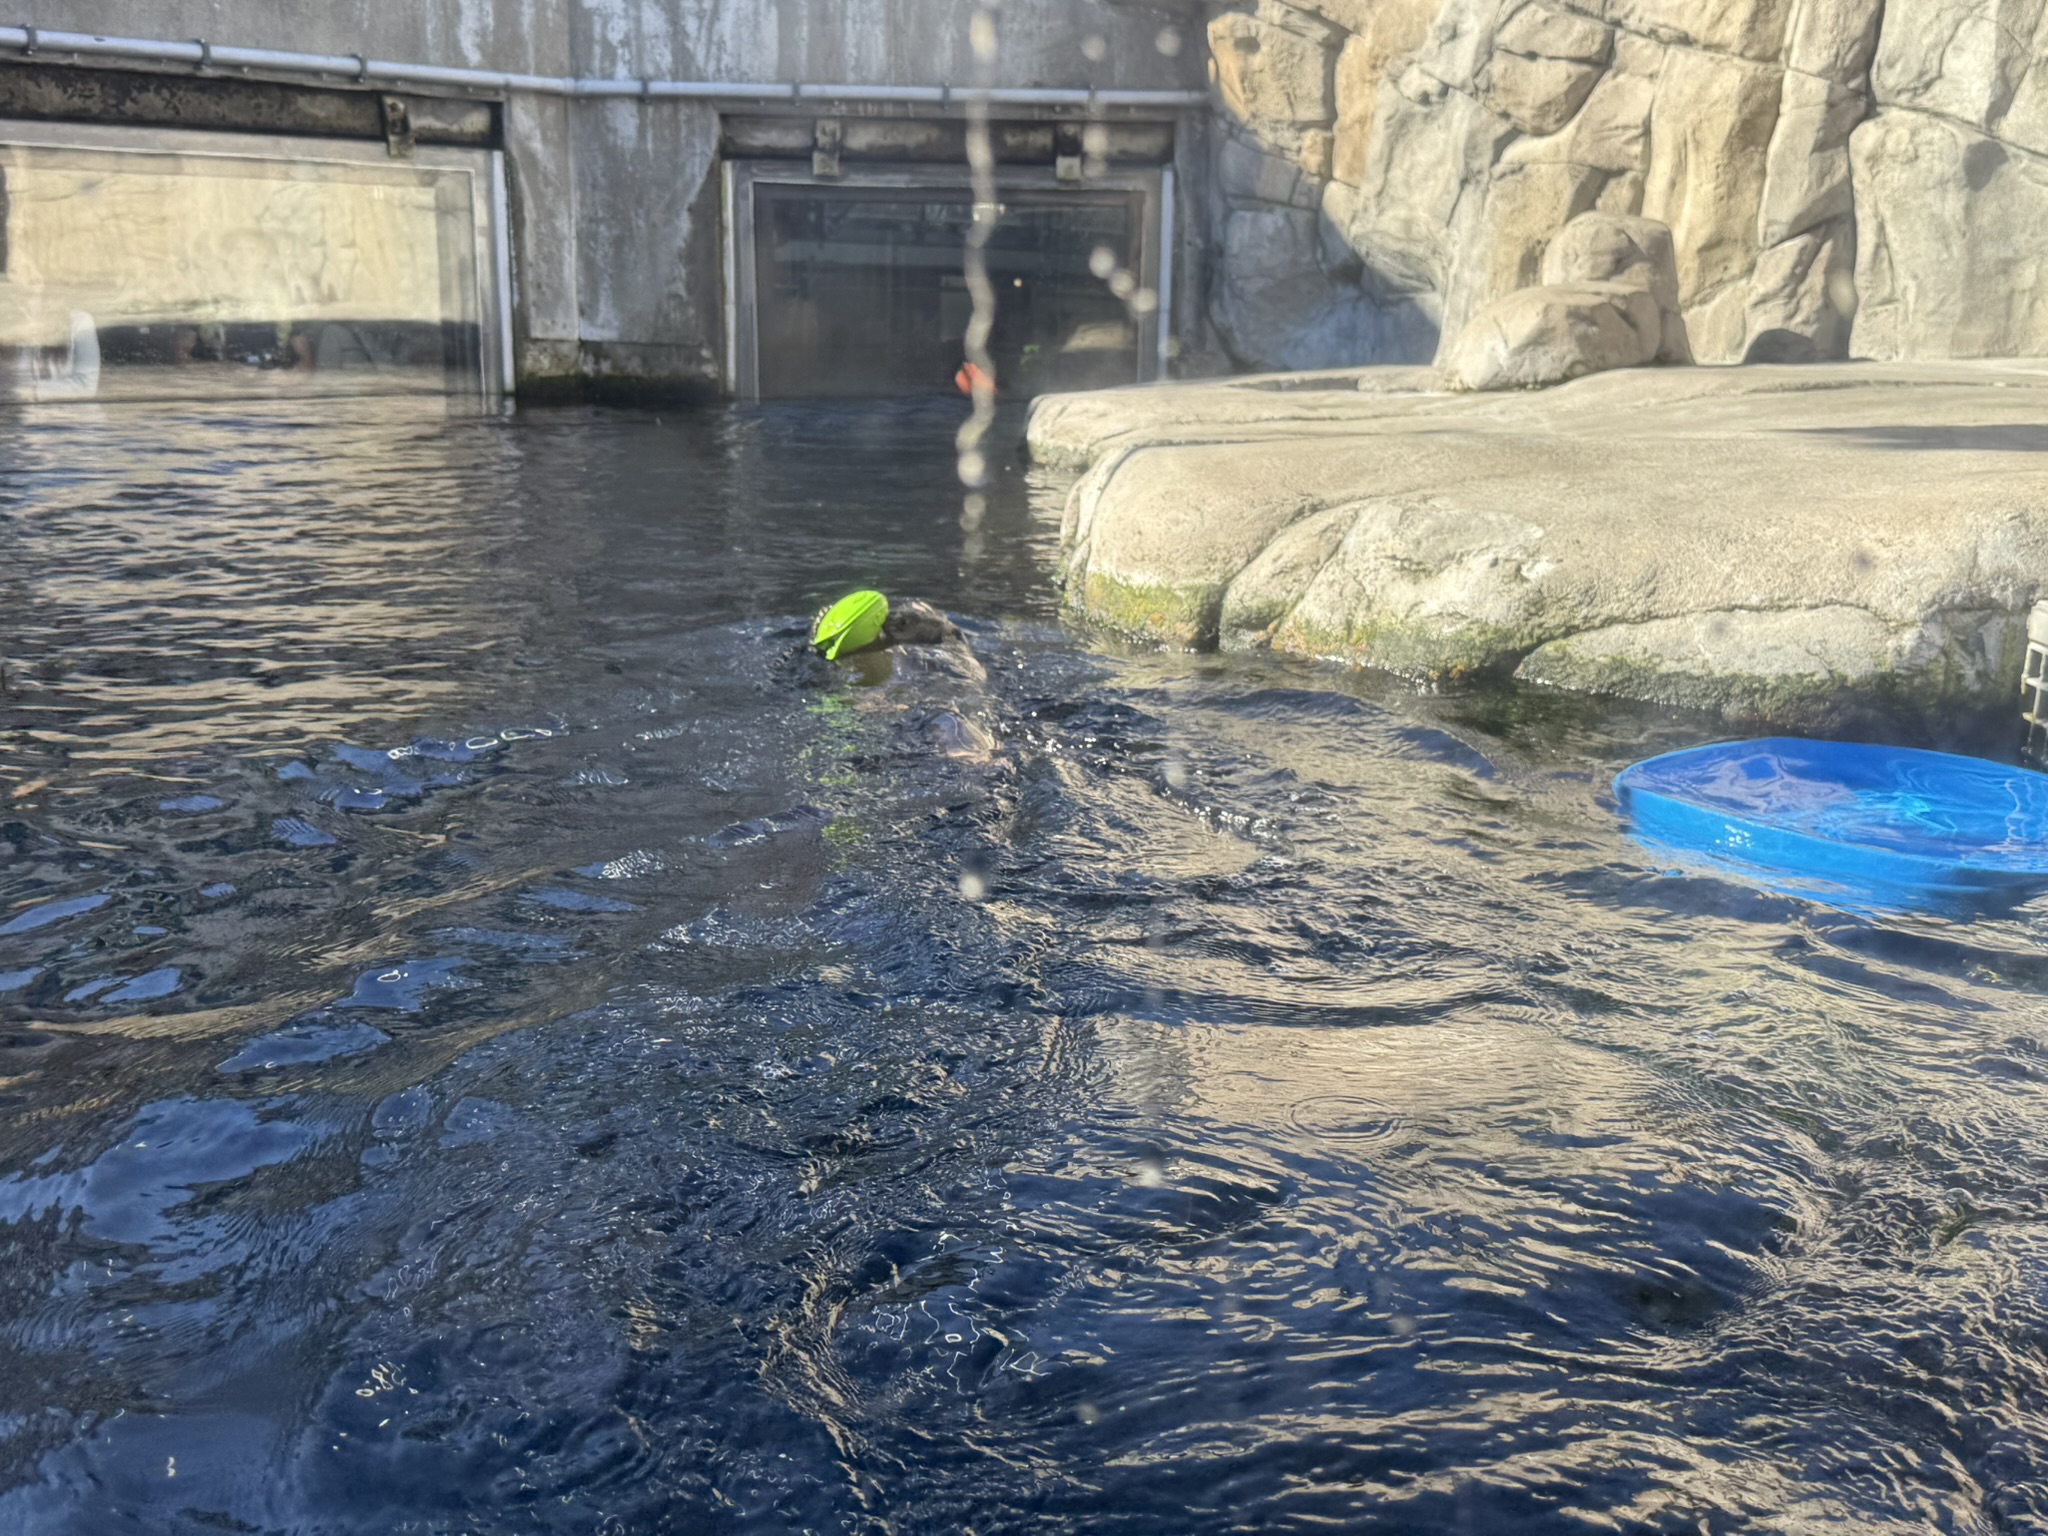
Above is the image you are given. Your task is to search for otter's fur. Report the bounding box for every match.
[785,596,995,759]
[876,598,965,650]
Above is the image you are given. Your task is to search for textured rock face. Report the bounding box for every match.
[1444,210,1690,388]
[1213,207,1386,371]
[1845,0,2048,358]
[1444,280,1664,389]
[1032,362,2048,728]
[1211,6,1341,129]
[1207,2,1382,369]
[1540,212,1689,361]
[1851,110,2048,359]
[1204,0,2047,371]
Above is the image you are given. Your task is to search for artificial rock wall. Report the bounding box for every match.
[1205,0,2048,372]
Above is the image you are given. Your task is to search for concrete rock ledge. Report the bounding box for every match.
[1031,361,2048,729]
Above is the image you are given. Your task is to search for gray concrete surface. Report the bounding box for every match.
[1032,360,2048,729]
[14,0,1205,394]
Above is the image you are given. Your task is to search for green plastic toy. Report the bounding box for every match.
[812,590,889,659]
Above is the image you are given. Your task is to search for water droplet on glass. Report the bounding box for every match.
[1081,34,1107,62]
[1156,25,1183,56]
[1088,246,1118,281]
[958,870,988,902]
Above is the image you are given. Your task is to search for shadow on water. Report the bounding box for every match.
[2,396,2048,1532]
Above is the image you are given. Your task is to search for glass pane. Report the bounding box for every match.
[0,134,491,403]
[755,184,1140,399]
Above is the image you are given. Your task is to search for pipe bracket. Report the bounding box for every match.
[379,93,415,157]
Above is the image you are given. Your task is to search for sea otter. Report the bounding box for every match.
[790,593,994,760]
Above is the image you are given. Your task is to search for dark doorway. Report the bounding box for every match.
[753,183,1143,399]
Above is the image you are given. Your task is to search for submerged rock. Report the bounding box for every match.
[1033,360,2048,730]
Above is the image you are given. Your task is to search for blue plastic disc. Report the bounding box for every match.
[1614,737,2048,912]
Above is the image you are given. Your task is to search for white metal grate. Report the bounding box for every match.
[2024,602,2048,764]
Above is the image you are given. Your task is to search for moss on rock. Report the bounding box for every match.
[1069,571,1223,650]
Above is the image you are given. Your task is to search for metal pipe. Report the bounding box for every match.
[0,25,1208,109]
[1156,166,1177,380]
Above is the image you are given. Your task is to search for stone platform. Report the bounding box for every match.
[1030,361,2048,729]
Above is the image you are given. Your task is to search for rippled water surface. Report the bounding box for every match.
[5,397,2048,1533]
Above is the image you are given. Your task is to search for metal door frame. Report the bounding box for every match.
[721,157,1171,402]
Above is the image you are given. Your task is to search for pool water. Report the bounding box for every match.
[3,398,2048,1533]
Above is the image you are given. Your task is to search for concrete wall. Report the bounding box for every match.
[16,0,1206,395]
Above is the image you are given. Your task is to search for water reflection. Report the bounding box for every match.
[1,398,2047,1532]
[2,400,526,760]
